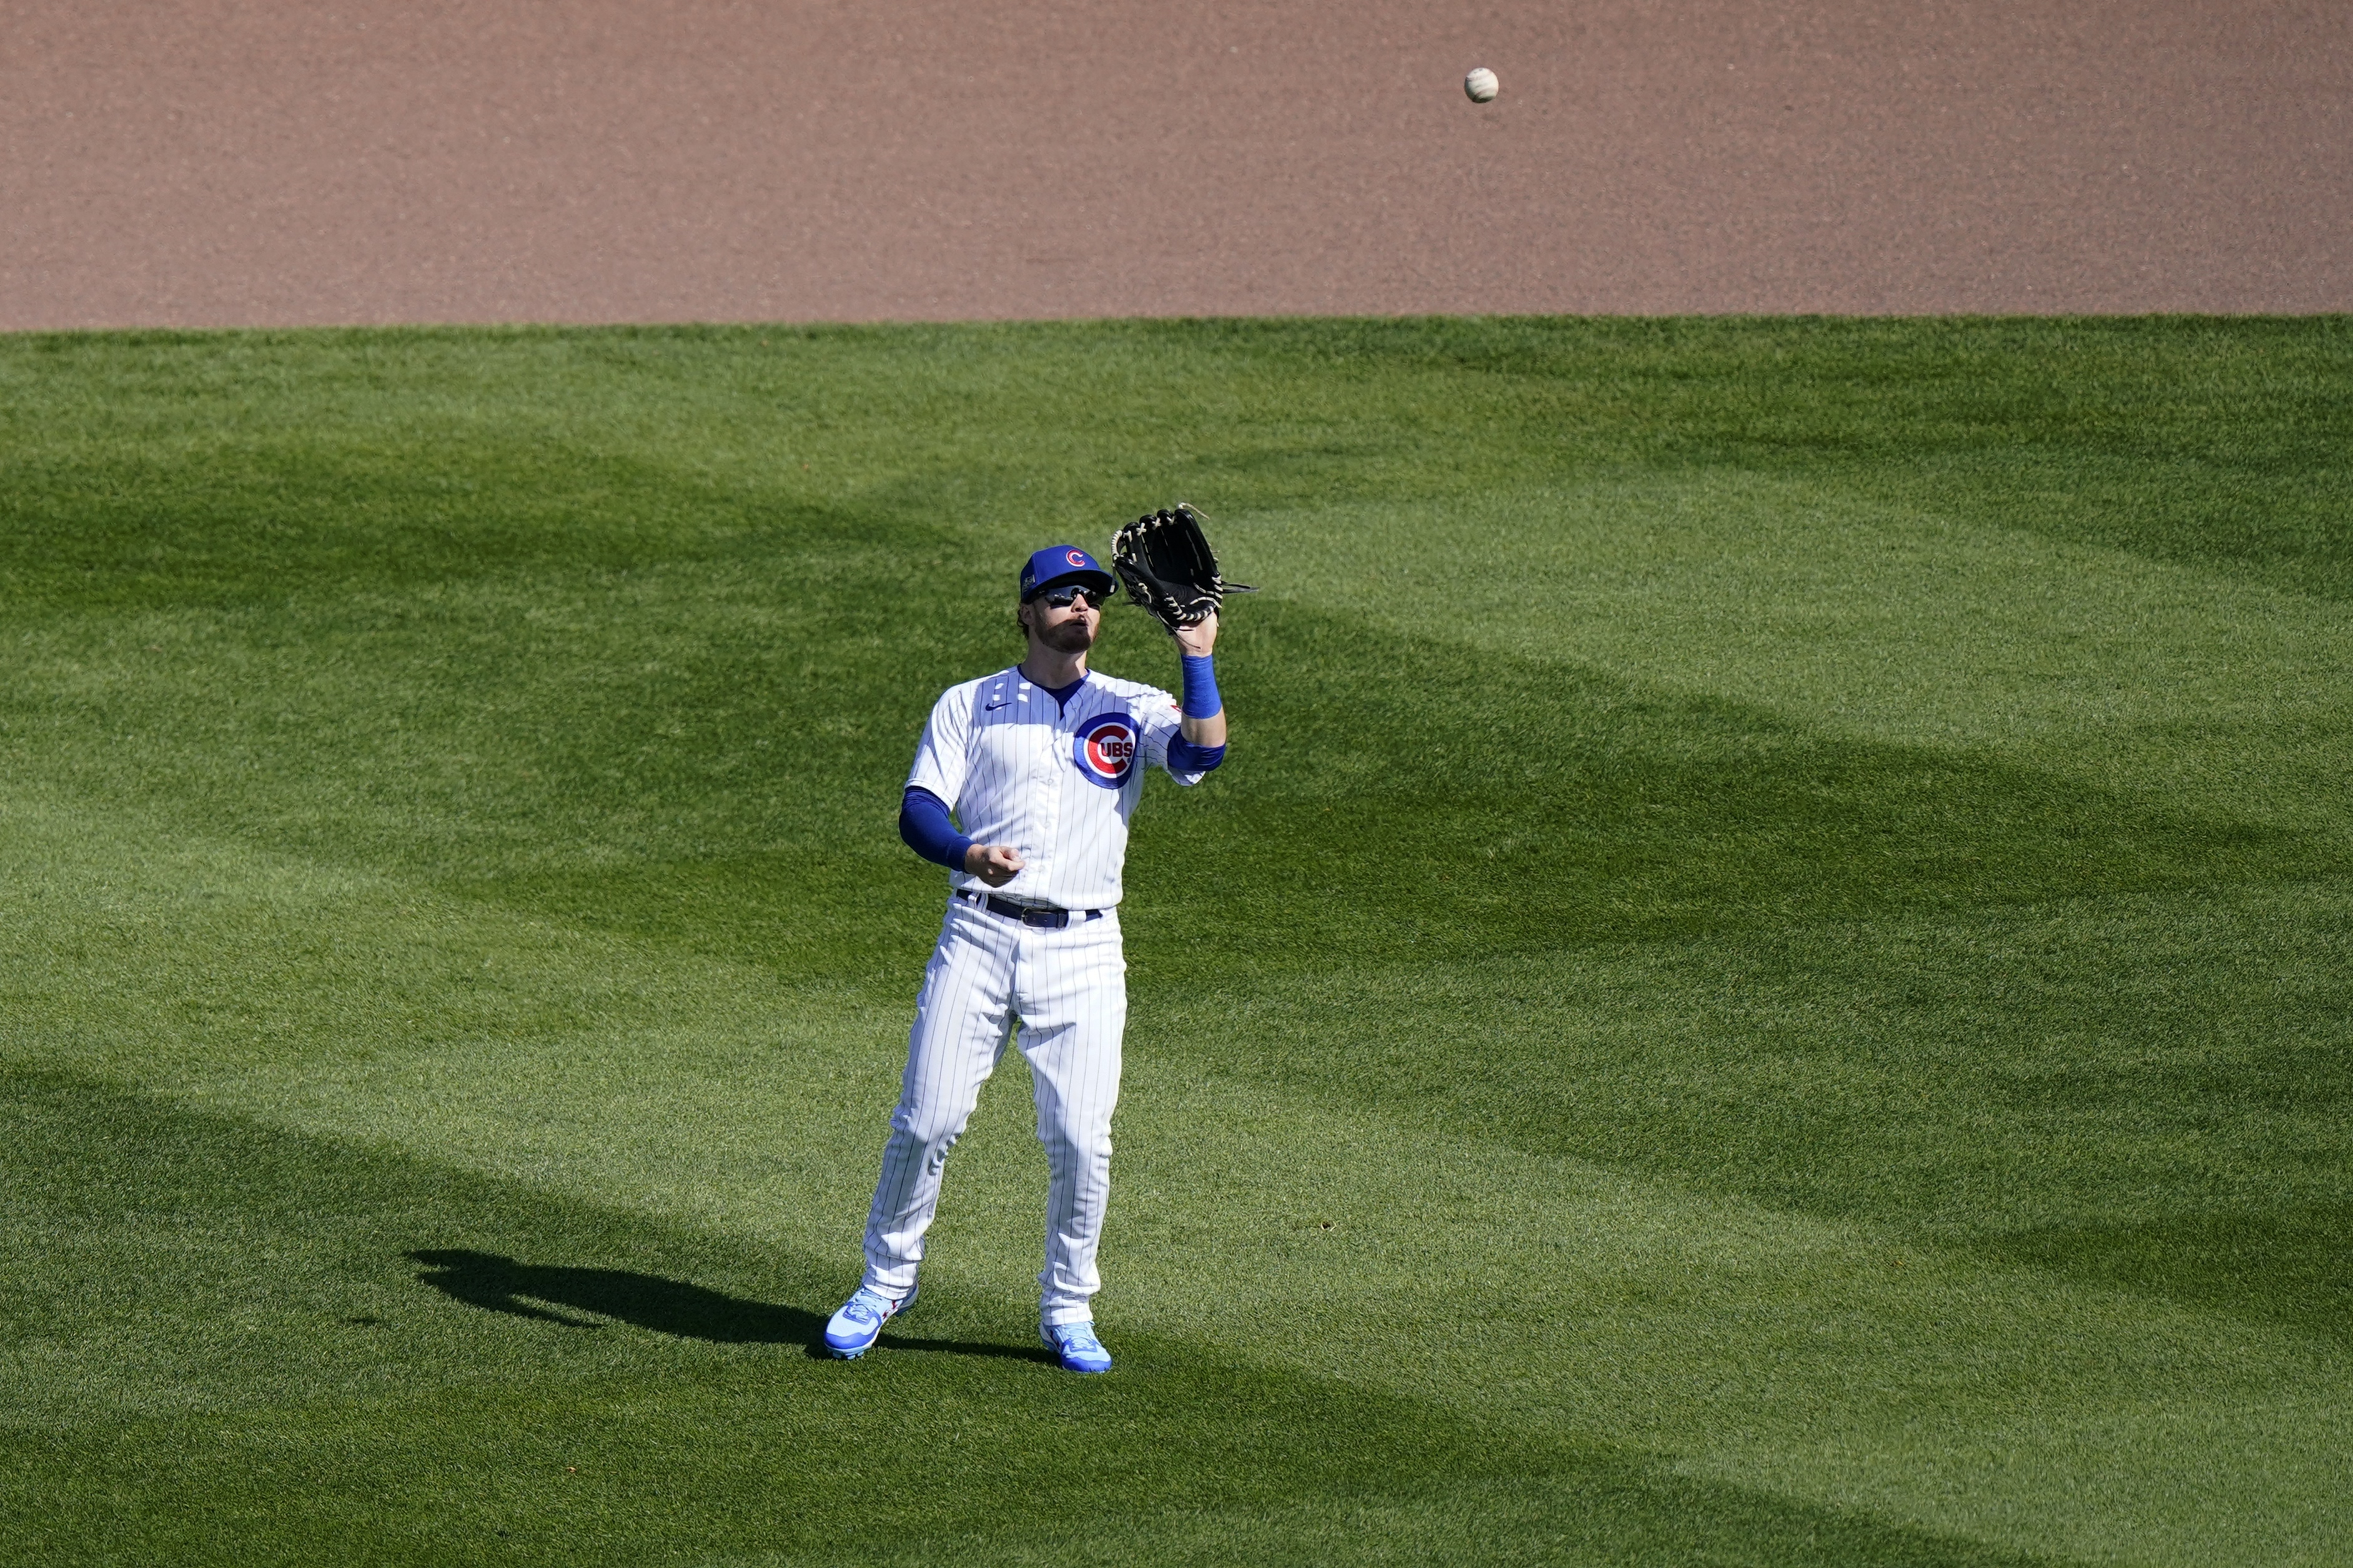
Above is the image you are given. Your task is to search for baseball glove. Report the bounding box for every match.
[1109,504,1256,629]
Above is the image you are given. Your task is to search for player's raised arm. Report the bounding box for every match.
[1109,503,1249,761]
[1171,611,1226,751]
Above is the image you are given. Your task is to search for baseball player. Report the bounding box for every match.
[824,541,1230,1373]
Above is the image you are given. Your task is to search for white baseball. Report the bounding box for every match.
[1465,66,1499,103]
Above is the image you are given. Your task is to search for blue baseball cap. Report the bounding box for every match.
[1019,544,1117,601]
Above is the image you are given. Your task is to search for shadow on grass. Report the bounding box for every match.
[4,1068,2068,1566]
[407,1248,1053,1363]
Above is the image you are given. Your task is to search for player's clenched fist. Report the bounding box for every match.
[961,842,1024,887]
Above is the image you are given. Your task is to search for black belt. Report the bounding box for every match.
[956,890,1105,929]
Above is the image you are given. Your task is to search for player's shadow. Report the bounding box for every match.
[407,1249,1052,1363]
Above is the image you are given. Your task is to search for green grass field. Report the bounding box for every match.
[1,317,2347,1566]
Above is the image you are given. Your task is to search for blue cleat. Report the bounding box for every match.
[1042,1320,1113,1374]
[825,1285,915,1359]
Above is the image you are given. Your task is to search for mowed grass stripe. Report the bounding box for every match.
[1,318,2347,1565]
[1234,475,2353,832]
[5,1070,2063,1568]
[1154,878,2353,1329]
[0,578,2331,982]
[1,787,2347,1566]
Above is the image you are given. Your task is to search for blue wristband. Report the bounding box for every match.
[1179,654,1221,719]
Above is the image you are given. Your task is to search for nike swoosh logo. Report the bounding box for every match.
[985,700,1009,711]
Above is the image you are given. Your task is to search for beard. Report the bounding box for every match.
[1035,615,1097,654]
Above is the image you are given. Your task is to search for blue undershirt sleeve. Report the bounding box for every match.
[1164,736,1227,775]
[899,786,973,871]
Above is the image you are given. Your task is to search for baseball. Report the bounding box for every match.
[1465,66,1499,103]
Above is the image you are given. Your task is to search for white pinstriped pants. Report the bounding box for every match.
[860,897,1127,1326]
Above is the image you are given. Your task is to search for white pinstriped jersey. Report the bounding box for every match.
[907,666,1206,910]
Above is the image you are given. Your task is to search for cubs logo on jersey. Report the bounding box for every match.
[1072,713,1138,789]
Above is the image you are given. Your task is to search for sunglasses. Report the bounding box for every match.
[1038,585,1107,610]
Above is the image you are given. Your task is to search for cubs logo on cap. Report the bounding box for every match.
[1021,544,1118,601]
[1072,713,1138,789]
